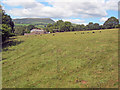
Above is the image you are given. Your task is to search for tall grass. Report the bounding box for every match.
[2,29,118,88]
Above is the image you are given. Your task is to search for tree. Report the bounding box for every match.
[56,20,64,25]
[45,23,53,32]
[75,24,85,31]
[64,21,72,32]
[99,25,103,29]
[14,26,26,35]
[1,6,15,42]
[25,25,35,33]
[87,22,94,30]
[2,24,11,41]
[93,23,100,30]
[103,17,119,29]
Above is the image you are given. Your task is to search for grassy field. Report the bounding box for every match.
[15,24,45,29]
[15,24,31,26]
[2,29,118,88]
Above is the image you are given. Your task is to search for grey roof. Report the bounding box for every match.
[31,29,44,32]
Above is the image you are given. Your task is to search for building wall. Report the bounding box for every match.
[24,31,46,35]
[31,31,45,34]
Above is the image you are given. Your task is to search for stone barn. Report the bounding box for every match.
[24,29,46,35]
[31,29,46,34]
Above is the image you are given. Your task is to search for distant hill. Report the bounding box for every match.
[13,18,55,25]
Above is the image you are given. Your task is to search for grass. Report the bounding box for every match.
[2,29,118,88]
[15,24,45,29]
[15,24,30,26]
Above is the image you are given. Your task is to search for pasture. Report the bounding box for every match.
[2,29,118,88]
[15,24,45,29]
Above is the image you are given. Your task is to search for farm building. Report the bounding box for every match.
[30,29,46,34]
[24,29,47,35]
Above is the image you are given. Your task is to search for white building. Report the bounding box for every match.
[30,29,44,33]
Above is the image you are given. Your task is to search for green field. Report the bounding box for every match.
[15,24,31,26]
[2,29,118,88]
[15,24,45,29]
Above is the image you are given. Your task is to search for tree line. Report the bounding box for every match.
[45,17,119,33]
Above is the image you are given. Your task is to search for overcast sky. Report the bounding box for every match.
[1,0,119,25]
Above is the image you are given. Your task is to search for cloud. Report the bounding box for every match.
[46,0,108,18]
[1,0,118,24]
[99,17,108,22]
[63,19,85,24]
[2,0,37,7]
[2,0,109,18]
[53,18,87,25]
[105,0,119,11]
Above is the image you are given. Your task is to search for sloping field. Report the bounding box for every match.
[2,29,118,88]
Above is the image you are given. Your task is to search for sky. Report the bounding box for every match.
[1,0,119,25]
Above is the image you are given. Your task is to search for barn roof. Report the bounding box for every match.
[31,29,44,32]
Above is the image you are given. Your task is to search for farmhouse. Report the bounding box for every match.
[24,29,47,35]
[31,29,46,34]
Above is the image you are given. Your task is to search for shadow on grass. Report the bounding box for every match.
[2,38,24,51]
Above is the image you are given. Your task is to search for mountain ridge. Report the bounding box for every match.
[13,18,55,25]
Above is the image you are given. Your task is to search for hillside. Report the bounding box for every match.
[2,29,118,88]
[13,18,55,25]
